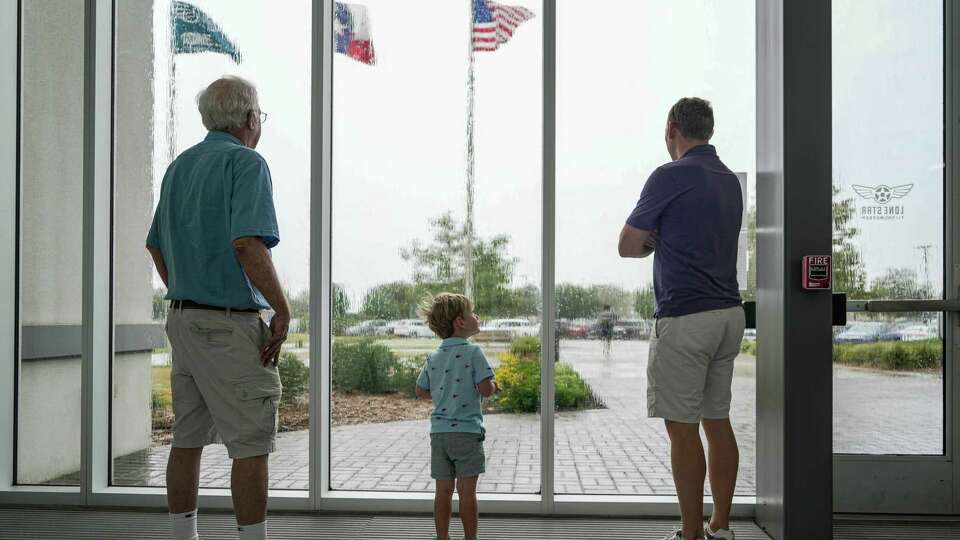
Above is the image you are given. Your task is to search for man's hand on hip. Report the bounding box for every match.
[262,311,289,366]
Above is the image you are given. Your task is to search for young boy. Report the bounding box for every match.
[415,293,499,540]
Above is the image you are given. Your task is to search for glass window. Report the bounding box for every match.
[111,0,311,490]
[831,0,945,455]
[330,0,543,494]
[555,0,756,496]
[17,0,86,487]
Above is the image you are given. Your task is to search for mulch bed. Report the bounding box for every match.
[332,391,433,426]
[151,392,502,444]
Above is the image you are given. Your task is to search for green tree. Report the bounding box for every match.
[361,281,424,320]
[743,205,757,301]
[634,285,656,319]
[152,287,168,321]
[868,268,930,300]
[400,211,528,317]
[333,282,350,319]
[591,284,633,317]
[556,284,601,319]
[833,186,867,296]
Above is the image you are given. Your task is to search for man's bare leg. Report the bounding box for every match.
[167,447,203,513]
[231,455,269,526]
[434,479,456,540]
[456,476,480,540]
[702,418,739,532]
[666,420,706,539]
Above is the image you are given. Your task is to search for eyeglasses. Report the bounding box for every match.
[254,110,268,124]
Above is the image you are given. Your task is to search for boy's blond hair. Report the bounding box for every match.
[419,293,472,339]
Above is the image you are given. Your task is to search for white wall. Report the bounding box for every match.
[18,0,156,484]
[17,353,151,484]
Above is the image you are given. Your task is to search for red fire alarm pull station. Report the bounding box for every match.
[802,255,832,290]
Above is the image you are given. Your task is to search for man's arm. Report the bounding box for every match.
[146,245,169,287]
[415,385,432,400]
[232,236,291,366]
[618,225,657,258]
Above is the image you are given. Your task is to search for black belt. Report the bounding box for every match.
[170,299,260,313]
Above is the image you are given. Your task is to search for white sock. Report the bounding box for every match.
[237,520,267,540]
[169,509,199,540]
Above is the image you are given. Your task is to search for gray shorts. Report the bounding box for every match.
[647,306,745,423]
[430,432,486,480]
[166,307,282,459]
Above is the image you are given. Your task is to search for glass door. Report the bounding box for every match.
[831,0,957,513]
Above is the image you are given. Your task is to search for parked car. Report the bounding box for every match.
[481,318,540,337]
[893,323,938,342]
[393,319,435,338]
[387,319,418,337]
[742,328,757,341]
[408,320,437,338]
[344,319,389,336]
[612,319,644,340]
[384,319,415,336]
[834,322,897,344]
[558,318,591,339]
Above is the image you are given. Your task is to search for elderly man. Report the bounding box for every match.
[619,97,744,540]
[146,76,289,540]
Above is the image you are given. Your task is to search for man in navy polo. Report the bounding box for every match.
[619,97,745,540]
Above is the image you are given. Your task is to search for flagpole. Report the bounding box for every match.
[167,0,177,165]
[464,0,476,299]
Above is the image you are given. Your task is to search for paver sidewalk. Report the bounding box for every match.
[114,339,941,495]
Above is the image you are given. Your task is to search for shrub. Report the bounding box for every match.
[740,339,756,355]
[493,352,600,413]
[555,362,595,409]
[151,386,171,430]
[392,356,425,398]
[494,353,541,413]
[278,352,310,407]
[833,339,941,371]
[332,338,426,395]
[332,338,396,393]
[510,336,541,358]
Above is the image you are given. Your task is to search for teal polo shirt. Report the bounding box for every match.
[146,131,279,310]
[416,337,496,435]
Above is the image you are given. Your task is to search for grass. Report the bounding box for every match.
[152,366,172,406]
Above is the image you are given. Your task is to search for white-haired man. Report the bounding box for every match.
[146,76,289,540]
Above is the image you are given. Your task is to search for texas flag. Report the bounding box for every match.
[334,2,376,65]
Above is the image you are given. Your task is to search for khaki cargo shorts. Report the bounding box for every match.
[647,306,745,423]
[166,307,282,459]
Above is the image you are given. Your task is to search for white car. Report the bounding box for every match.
[895,324,938,342]
[344,319,389,336]
[481,318,540,337]
[391,319,435,338]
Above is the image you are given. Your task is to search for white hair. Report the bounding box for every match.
[196,76,259,131]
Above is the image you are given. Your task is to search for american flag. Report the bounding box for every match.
[472,0,535,53]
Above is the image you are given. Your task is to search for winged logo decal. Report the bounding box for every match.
[851,184,914,205]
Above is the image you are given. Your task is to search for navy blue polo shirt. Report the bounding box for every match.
[626,144,742,318]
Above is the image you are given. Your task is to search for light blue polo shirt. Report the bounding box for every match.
[146,131,279,310]
[416,337,495,435]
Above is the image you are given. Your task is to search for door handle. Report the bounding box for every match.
[742,293,848,329]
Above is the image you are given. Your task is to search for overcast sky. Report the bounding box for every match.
[151,0,944,307]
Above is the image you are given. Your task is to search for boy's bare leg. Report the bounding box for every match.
[702,418,739,532]
[434,480,456,540]
[456,476,480,540]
